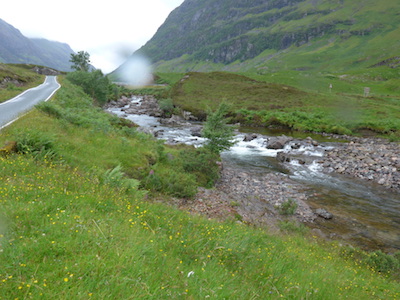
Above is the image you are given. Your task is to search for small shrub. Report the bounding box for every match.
[179,147,220,187]
[143,168,197,198]
[278,198,298,215]
[15,130,55,155]
[36,102,62,119]
[365,250,400,273]
[158,98,174,117]
[100,165,145,196]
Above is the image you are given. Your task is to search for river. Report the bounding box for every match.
[107,96,400,252]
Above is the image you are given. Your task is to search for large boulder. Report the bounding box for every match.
[243,133,258,142]
[267,135,293,149]
[190,126,203,137]
[160,115,191,126]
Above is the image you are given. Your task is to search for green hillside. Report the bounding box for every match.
[132,0,400,73]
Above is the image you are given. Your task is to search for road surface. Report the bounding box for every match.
[0,76,60,129]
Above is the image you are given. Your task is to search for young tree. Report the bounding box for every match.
[202,102,235,154]
[66,70,110,105]
[70,51,91,72]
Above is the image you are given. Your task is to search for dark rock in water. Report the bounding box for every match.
[315,208,333,219]
[243,133,258,142]
[276,152,291,163]
[267,135,293,149]
[160,115,191,126]
[291,143,301,149]
[190,126,203,137]
[154,130,164,137]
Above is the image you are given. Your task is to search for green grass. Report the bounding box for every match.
[0,63,45,103]
[0,75,399,298]
[0,157,399,299]
[1,154,399,299]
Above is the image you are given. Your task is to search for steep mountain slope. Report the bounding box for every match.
[133,0,400,72]
[0,19,74,71]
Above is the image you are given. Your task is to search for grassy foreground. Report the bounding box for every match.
[0,78,399,299]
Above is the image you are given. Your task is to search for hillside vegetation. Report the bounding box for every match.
[132,0,400,73]
[161,70,400,139]
[0,63,45,103]
[0,76,399,298]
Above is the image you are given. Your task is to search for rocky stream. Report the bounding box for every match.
[106,95,400,252]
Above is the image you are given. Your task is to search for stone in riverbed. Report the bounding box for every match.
[267,135,293,149]
[315,208,333,219]
[243,133,258,142]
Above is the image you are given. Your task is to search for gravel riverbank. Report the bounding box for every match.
[180,164,316,231]
[320,136,400,192]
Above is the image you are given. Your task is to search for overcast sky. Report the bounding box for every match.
[2,0,185,73]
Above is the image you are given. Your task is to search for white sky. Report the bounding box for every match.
[1,0,185,73]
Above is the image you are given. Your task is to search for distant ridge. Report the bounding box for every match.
[0,18,74,72]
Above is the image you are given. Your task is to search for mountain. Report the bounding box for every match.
[130,0,400,73]
[0,18,74,72]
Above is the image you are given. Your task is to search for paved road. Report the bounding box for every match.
[0,76,61,129]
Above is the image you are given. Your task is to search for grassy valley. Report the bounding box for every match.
[157,69,400,139]
[0,71,399,298]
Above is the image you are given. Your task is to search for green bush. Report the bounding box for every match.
[143,168,198,198]
[179,147,220,188]
[366,250,400,273]
[158,98,174,117]
[66,70,111,106]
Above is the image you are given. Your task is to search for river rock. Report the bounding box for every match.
[190,126,203,137]
[183,111,198,121]
[306,136,319,146]
[243,133,258,142]
[267,135,293,149]
[160,115,191,126]
[315,208,333,219]
[276,152,291,163]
